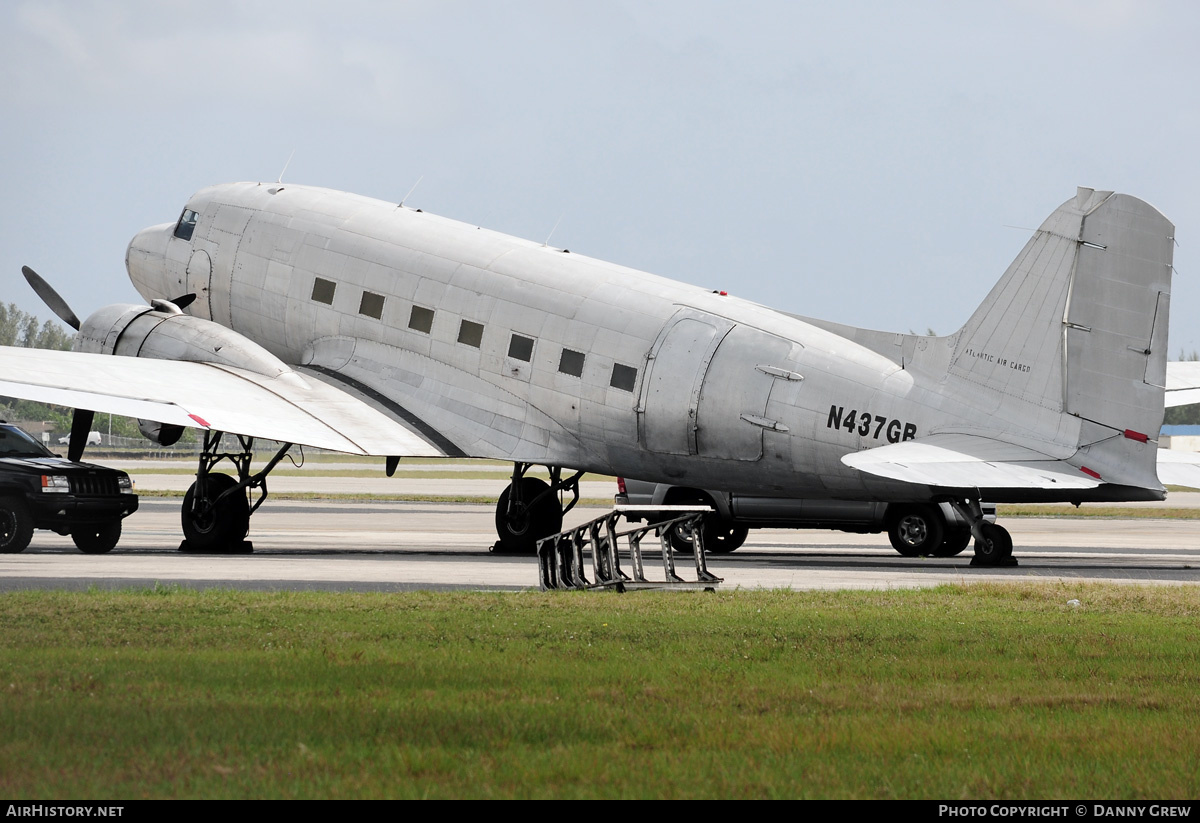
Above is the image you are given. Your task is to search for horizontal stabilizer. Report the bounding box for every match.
[1155,449,1200,489]
[1165,361,1200,407]
[0,346,446,456]
[841,434,1100,490]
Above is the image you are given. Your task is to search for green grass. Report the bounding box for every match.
[1,585,1199,799]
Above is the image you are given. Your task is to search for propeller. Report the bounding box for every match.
[151,293,198,315]
[22,266,91,459]
[21,266,194,462]
[21,266,81,331]
[24,264,196,323]
[67,408,94,463]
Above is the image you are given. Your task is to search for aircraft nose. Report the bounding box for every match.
[125,222,178,302]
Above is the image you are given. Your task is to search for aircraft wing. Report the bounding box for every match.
[1165,361,1200,407]
[1153,449,1200,488]
[0,346,446,457]
[840,433,1101,490]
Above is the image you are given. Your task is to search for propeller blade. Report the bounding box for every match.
[67,408,94,463]
[151,294,197,315]
[21,266,81,331]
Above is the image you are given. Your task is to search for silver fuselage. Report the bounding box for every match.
[123,182,1164,503]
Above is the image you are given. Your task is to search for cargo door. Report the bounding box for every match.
[639,312,729,455]
[696,325,794,460]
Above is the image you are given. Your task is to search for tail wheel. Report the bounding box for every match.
[887,504,946,557]
[973,523,1013,565]
[181,474,250,552]
[0,496,33,554]
[495,477,563,554]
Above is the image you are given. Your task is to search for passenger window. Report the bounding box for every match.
[173,209,198,241]
[558,349,585,377]
[359,291,385,319]
[508,334,535,362]
[610,363,637,391]
[458,320,484,348]
[409,305,434,333]
[311,277,336,305]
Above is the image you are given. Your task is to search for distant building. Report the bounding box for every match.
[1160,425,1200,452]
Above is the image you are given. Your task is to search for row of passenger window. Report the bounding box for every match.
[311,277,638,392]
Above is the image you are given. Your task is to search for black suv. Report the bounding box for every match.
[0,423,137,554]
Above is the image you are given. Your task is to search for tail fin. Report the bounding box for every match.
[950,189,1174,452]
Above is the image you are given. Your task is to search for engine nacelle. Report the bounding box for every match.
[74,303,293,379]
[73,303,306,445]
[137,418,184,446]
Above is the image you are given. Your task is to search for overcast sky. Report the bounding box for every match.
[2,1,1197,351]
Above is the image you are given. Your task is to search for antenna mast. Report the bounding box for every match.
[276,150,296,184]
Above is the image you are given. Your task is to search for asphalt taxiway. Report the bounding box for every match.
[3,497,1199,593]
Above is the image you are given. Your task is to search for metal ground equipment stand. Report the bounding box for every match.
[536,505,723,592]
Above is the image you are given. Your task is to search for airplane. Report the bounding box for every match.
[4,182,1200,565]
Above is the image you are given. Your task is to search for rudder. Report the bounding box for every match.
[950,188,1174,446]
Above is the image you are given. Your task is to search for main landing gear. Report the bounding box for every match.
[179,431,294,553]
[945,498,1017,567]
[493,463,585,554]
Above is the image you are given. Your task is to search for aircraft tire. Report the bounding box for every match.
[0,496,33,554]
[935,526,972,557]
[495,477,562,554]
[887,504,945,557]
[72,520,121,554]
[973,523,1013,565]
[181,474,250,552]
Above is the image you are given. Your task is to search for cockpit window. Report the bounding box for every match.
[173,208,199,241]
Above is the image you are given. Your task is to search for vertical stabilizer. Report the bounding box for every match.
[949,189,1174,484]
[1062,192,1173,439]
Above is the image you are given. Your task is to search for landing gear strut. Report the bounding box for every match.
[946,498,1017,567]
[494,462,584,554]
[180,431,294,553]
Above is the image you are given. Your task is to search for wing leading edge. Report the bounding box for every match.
[1165,361,1200,408]
[0,346,447,457]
